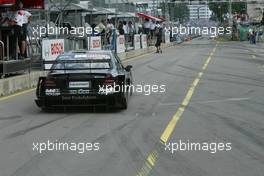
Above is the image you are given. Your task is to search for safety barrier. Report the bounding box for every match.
[0,39,31,79]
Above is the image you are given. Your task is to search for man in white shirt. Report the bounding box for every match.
[9,1,32,58]
[150,20,156,39]
[143,19,151,35]
[97,19,106,35]
[123,21,128,35]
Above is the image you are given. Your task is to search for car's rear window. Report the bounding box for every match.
[51,53,112,70]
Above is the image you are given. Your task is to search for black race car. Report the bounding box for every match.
[35,50,133,110]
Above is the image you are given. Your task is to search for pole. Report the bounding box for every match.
[197,7,200,19]
[165,0,170,21]
[153,0,155,16]
[229,0,232,25]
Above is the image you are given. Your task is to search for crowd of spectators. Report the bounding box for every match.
[91,18,167,50]
[232,11,264,44]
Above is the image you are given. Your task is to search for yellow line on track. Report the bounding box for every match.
[123,52,153,64]
[161,43,218,143]
[136,42,219,176]
[0,88,36,101]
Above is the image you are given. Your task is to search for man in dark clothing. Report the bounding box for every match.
[260,12,264,25]
[155,23,162,53]
[118,21,124,35]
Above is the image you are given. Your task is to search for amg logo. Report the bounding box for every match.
[45,89,61,96]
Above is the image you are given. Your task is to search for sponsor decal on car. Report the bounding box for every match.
[69,82,90,88]
[69,89,90,95]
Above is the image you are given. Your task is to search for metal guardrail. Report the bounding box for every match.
[0,38,32,79]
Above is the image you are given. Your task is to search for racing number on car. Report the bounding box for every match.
[51,43,64,55]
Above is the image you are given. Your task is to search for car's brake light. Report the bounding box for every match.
[45,78,57,87]
[103,75,116,85]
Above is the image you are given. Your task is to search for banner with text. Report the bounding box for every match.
[141,34,147,49]
[116,35,126,53]
[88,36,102,51]
[42,39,64,69]
[134,34,141,50]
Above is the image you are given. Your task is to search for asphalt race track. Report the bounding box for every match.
[0,38,264,176]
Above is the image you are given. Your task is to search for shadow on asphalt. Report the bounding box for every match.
[40,106,124,114]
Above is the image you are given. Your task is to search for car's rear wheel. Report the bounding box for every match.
[119,91,128,110]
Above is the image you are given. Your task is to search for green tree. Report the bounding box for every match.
[160,2,189,23]
[208,2,246,22]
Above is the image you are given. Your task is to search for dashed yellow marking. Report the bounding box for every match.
[136,42,219,176]
[136,150,158,176]
[123,52,153,63]
[160,43,218,143]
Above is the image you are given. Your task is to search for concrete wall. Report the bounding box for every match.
[0,71,47,97]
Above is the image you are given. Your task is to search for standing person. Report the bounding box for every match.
[96,19,107,46]
[143,19,151,45]
[137,23,143,34]
[123,21,129,43]
[150,20,156,39]
[106,19,114,45]
[97,19,106,36]
[123,21,128,35]
[143,19,151,36]
[127,21,134,42]
[134,20,140,34]
[127,21,134,34]
[155,23,162,53]
[118,21,124,35]
[261,12,264,25]
[8,1,32,59]
[252,30,257,44]
[249,28,254,44]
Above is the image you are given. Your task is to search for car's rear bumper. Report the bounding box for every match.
[35,93,124,108]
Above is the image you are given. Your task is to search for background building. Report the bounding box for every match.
[188,4,212,20]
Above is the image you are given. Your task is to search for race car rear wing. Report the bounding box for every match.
[43,59,112,71]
